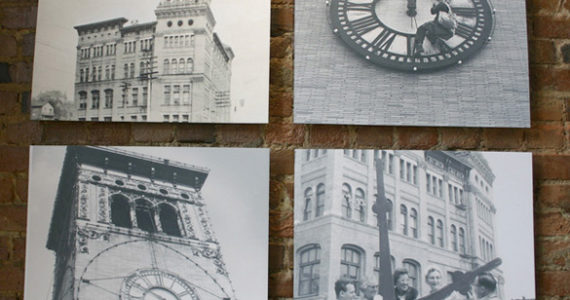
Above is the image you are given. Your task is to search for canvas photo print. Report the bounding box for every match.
[25,146,269,299]
[294,149,534,300]
[31,0,269,123]
[294,0,530,127]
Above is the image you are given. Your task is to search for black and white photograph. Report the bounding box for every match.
[31,0,270,123]
[294,150,534,300]
[294,0,530,127]
[25,146,269,299]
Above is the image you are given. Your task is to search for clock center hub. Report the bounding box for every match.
[374,0,438,34]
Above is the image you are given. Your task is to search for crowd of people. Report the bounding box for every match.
[334,267,500,300]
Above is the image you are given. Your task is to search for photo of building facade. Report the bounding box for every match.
[25,146,270,299]
[294,150,508,299]
[73,0,233,122]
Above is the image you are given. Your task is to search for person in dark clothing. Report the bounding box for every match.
[414,0,455,56]
[394,268,419,300]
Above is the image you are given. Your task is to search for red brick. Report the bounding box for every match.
[269,244,285,271]
[132,123,175,143]
[270,149,294,176]
[539,271,570,296]
[270,58,292,87]
[0,264,24,291]
[526,123,564,149]
[43,122,89,144]
[270,34,292,59]
[265,122,304,145]
[216,124,263,145]
[528,0,562,15]
[536,238,570,269]
[534,154,570,180]
[397,127,438,148]
[529,39,557,64]
[269,89,292,118]
[483,128,524,149]
[269,209,293,238]
[1,6,37,29]
[9,62,32,83]
[533,16,570,39]
[176,124,215,143]
[5,121,42,145]
[12,237,25,262]
[271,6,294,36]
[0,35,17,57]
[538,184,570,211]
[0,92,19,115]
[14,173,27,203]
[0,176,14,204]
[309,125,349,147]
[88,122,131,145]
[22,33,35,57]
[269,270,293,297]
[270,179,293,210]
[355,126,393,147]
[0,237,10,261]
[535,211,570,236]
[0,205,27,232]
[439,128,481,149]
[531,96,564,121]
[0,146,29,172]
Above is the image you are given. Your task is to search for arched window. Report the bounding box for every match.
[341,245,362,280]
[298,244,320,296]
[400,204,408,235]
[451,225,458,252]
[187,58,194,73]
[130,62,135,78]
[410,208,418,238]
[179,58,185,73]
[140,61,145,76]
[437,219,444,247]
[104,89,113,108]
[355,188,365,222]
[342,184,352,219]
[403,259,421,291]
[111,194,132,228]
[79,91,87,109]
[316,184,325,217]
[91,90,100,109]
[374,253,396,283]
[428,216,435,244]
[159,203,181,237]
[459,228,466,254]
[171,59,177,75]
[303,188,313,221]
[163,59,170,74]
[135,199,156,233]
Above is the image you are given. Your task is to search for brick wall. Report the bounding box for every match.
[0,0,568,299]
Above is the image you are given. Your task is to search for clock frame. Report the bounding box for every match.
[327,0,496,72]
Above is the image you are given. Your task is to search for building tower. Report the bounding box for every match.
[294,150,503,299]
[46,146,235,300]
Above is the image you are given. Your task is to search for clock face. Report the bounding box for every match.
[121,269,199,300]
[328,0,495,72]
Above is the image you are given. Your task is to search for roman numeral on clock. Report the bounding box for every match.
[371,28,396,51]
[349,15,381,35]
[452,7,477,17]
[455,22,475,39]
[345,1,374,11]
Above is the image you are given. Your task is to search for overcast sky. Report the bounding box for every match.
[32,0,269,123]
[25,146,269,300]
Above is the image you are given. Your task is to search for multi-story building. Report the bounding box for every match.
[46,146,235,299]
[73,0,233,123]
[294,150,504,299]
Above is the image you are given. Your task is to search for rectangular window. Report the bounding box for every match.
[172,114,179,122]
[183,85,190,105]
[164,85,171,105]
[182,114,189,122]
[163,115,170,122]
[131,115,137,121]
[132,88,138,106]
[406,162,411,182]
[173,85,180,105]
[91,91,100,109]
[104,90,113,108]
[103,116,112,122]
[426,174,431,192]
[438,179,443,197]
[413,165,417,185]
[400,159,405,179]
[142,87,148,106]
[111,65,115,80]
[388,154,393,174]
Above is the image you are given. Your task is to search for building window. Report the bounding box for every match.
[80,69,84,82]
[171,59,177,74]
[400,159,405,179]
[187,58,194,73]
[451,225,458,251]
[111,65,115,79]
[437,219,444,247]
[360,151,367,163]
[135,199,156,233]
[132,88,138,106]
[386,199,393,230]
[298,245,320,297]
[140,61,145,76]
[164,59,170,74]
[124,64,128,79]
[79,91,87,109]
[142,87,148,106]
[173,85,180,105]
[179,58,185,73]
[400,204,408,235]
[403,259,421,291]
[98,66,102,81]
[388,154,394,174]
[158,203,181,237]
[342,183,352,219]
[426,174,431,192]
[428,216,435,244]
[110,194,132,228]
[459,228,466,254]
[341,245,362,280]
[105,65,110,80]
[316,184,325,217]
[412,165,418,185]
[410,208,418,238]
[303,188,313,221]
[104,89,113,108]
[130,63,135,78]
[91,90,100,109]
[355,188,365,222]
[183,85,190,105]
[164,85,171,105]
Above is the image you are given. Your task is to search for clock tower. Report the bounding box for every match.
[46,146,235,300]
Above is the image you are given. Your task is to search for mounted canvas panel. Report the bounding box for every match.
[25,146,269,299]
[31,0,269,123]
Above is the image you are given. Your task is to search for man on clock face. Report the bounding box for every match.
[414,0,456,56]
